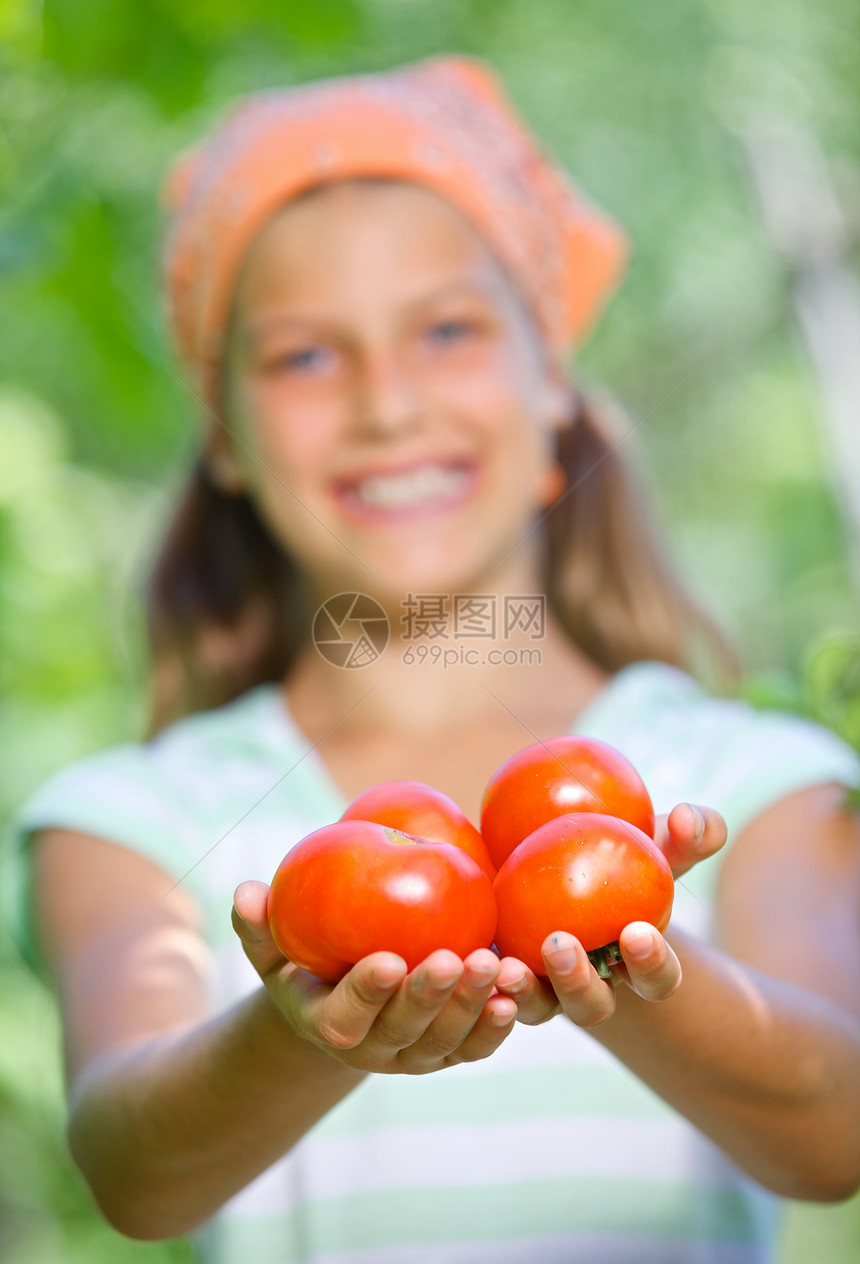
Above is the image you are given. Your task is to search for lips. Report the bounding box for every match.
[331,460,478,523]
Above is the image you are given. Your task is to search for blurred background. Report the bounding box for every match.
[1,1,859,1260]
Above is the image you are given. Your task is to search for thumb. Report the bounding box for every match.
[232,880,288,976]
[657,803,727,877]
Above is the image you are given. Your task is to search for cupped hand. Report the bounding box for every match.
[232,880,517,1074]
[495,923,682,1028]
[492,800,724,1026]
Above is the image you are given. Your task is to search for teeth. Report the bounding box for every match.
[356,464,468,508]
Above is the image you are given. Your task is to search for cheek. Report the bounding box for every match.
[223,383,347,558]
[486,395,561,515]
[447,357,556,483]
[230,377,338,489]
[436,337,553,436]
[431,341,527,416]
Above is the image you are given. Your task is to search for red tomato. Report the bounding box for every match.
[267,819,497,982]
[480,736,655,870]
[493,812,673,977]
[340,779,496,880]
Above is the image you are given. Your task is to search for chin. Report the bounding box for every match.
[308,553,490,615]
[295,507,542,615]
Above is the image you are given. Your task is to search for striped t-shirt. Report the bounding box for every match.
[6,660,860,1264]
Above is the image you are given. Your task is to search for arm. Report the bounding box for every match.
[496,790,860,1201]
[35,829,517,1240]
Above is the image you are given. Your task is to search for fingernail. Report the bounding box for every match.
[466,964,497,988]
[371,965,403,988]
[689,804,705,839]
[427,967,462,991]
[489,1006,517,1027]
[500,973,527,994]
[625,929,654,959]
[545,940,578,973]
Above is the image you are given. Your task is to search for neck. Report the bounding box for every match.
[283,543,609,740]
[284,613,606,741]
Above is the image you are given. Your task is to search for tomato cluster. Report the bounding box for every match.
[267,738,674,983]
[482,737,672,977]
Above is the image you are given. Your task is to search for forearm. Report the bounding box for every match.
[67,986,365,1240]
[594,929,860,1200]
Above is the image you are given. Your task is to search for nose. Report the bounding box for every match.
[352,345,424,439]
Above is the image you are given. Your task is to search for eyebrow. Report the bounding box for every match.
[241,276,503,348]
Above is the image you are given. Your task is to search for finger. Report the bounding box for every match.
[365,950,466,1055]
[654,803,727,876]
[494,957,560,1025]
[441,993,518,1065]
[313,952,409,1050]
[541,933,616,1028]
[617,922,682,1001]
[232,881,285,976]
[405,949,506,1063]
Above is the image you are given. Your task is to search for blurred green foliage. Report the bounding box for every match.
[1,1,859,1261]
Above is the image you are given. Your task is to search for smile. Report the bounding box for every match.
[333,461,477,522]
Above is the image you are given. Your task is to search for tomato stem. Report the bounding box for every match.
[587,942,623,979]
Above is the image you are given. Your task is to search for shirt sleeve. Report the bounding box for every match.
[615,664,860,903]
[1,743,205,978]
[583,662,860,907]
[689,703,860,842]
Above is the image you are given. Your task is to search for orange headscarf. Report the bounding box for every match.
[162,55,628,402]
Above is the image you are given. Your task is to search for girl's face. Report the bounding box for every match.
[218,179,572,603]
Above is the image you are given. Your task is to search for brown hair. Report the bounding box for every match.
[544,390,738,684]
[143,388,738,737]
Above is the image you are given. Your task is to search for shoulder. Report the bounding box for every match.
[10,686,279,847]
[586,659,860,841]
[10,692,261,839]
[2,686,288,950]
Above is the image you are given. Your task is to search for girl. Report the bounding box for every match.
[7,55,860,1264]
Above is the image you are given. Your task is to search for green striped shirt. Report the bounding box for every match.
[5,660,859,1263]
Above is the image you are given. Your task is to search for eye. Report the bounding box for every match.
[274,345,333,374]
[426,319,475,345]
